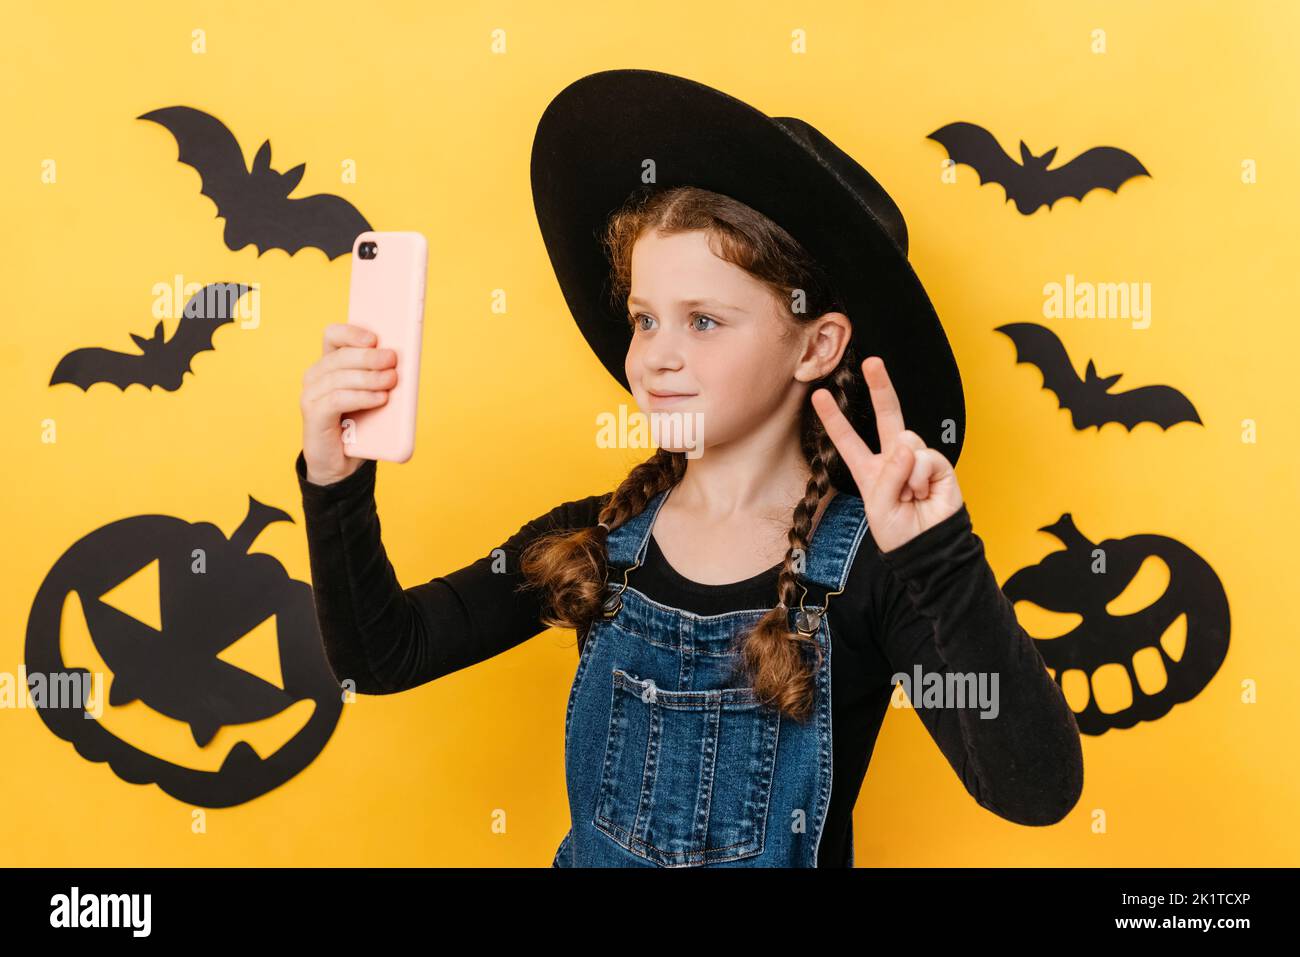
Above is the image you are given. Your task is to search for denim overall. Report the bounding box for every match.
[552,484,869,867]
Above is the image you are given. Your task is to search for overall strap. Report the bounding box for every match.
[604,485,867,591]
[799,492,870,596]
[604,486,672,569]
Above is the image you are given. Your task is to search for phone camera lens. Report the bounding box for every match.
[359,241,378,260]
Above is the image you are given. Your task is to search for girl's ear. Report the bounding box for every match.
[794,312,852,382]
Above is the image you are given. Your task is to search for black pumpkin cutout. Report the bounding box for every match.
[1001,513,1229,735]
[25,496,342,806]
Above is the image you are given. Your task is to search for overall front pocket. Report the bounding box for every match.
[592,668,780,866]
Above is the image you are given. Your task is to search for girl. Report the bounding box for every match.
[296,70,1083,867]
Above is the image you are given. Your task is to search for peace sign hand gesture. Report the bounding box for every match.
[811,356,964,554]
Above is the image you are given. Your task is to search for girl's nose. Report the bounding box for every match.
[639,335,685,372]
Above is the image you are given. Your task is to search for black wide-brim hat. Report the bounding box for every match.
[530,68,965,469]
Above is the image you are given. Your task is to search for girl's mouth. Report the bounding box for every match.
[648,390,697,405]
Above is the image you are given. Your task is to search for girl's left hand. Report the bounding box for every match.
[811,355,964,554]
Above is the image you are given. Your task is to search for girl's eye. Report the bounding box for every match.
[625,312,717,332]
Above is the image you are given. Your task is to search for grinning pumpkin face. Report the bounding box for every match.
[25,496,342,806]
[1002,512,1230,735]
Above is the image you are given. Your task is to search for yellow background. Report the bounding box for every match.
[2,0,1297,866]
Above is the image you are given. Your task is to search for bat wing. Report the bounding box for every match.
[252,194,372,259]
[1044,147,1151,206]
[50,346,151,391]
[927,122,1025,191]
[1099,383,1202,430]
[994,322,1088,426]
[49,283,252,392]
[138,106,250,218]
[168,282,253,368]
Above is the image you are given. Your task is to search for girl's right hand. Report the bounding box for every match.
[299,323,398,486]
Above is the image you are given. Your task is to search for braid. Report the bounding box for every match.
[519,448,685,651]
[595,447,686,533]
[737,357,857,722]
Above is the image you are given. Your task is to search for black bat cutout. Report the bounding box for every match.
[51,283,253,392]
[994,322,1201,431]
[138,106,371,259]
[928,121,1150,214]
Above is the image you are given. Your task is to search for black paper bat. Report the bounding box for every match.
[928,122,1150,214]
[994,322,1201,431]
[51,283,253,392]
[138,106,370,258]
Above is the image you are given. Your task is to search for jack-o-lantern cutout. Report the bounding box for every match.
[25,496,342,806]
[1002,513,1229,735]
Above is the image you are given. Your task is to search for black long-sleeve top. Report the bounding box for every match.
[294,450,1084,867]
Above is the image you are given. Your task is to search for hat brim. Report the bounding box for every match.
[530,68,965,467]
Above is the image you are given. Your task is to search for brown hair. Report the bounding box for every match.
[519,185,864,722]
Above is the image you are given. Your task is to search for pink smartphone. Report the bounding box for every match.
[342,230,428,463]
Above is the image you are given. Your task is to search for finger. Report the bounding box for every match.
[811,387,879,489]
[301,388,388,431]
[895,430,926,502]
[870,440,915,513]
[323,344,397,373]
[863,356,906,455]
[305,366,398,405]
[915,438,955,485]
[306,344,397,387]
[327,389,389,413]
[904,447,939,501]
[325,389,390,420]
[323,322,377,357]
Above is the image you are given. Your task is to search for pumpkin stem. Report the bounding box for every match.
[230,495,294,555]
[1039,512,1093,553]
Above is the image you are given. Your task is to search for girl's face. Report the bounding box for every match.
[623,229,848,454]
